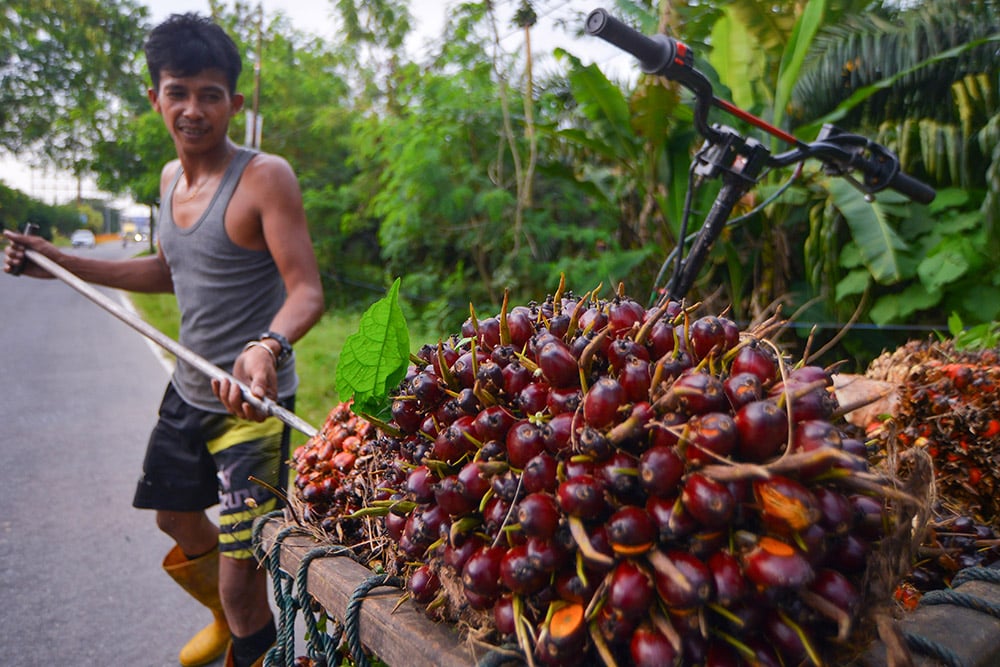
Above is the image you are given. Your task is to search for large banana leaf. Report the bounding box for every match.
[826,178,908,283]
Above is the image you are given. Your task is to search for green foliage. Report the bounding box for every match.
[946,313,1000,351]
[334,278,410,417]
[1,0,149,176]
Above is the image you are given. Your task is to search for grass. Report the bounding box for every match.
[128,292,430,448]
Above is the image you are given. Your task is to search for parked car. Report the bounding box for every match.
[70,229,96,248]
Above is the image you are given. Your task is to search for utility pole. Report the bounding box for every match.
[250,3,263,149]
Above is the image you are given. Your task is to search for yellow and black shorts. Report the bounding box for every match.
[133,383,292,559]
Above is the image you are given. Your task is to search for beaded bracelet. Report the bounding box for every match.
[243,340,278,368]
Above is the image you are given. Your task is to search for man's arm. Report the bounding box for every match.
[3,229,175,294]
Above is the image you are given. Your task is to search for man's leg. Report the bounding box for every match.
[157,510,231,667]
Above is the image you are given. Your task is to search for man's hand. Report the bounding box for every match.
[3,230,57,278]
[212,343,278,421]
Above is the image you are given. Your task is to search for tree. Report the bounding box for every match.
[0,1,149,185]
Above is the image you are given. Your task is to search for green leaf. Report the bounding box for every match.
[917,237,972,291]
[827,179,907,283]
[928,187,970,214]
[334,278,410,416]
[835,268,871,301]
[709,10,760,112]
[869,283,941,324]
[773,0,826,132]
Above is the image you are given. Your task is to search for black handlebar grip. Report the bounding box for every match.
[586,8,673,75]
[889,170,936,205]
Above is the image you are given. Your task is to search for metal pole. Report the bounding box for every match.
[23,248,318,438]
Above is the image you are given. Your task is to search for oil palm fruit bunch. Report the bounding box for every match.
[291,401,388,549]
[313,283,925,666]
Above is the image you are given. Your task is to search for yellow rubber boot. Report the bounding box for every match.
[162,545,232,667]
[222,643,267,667]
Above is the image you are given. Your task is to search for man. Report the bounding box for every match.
[3,13,324,667]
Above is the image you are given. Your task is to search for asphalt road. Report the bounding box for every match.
[0,240,232,666]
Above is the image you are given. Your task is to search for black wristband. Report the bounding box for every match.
[260,331,293,367]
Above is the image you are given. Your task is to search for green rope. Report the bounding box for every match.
[902,565,1000,667]
[343,573,405,667]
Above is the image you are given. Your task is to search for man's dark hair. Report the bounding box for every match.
[144,13,242,93]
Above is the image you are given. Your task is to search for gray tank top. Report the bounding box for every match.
[159,147,297,412]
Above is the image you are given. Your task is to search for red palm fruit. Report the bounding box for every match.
[419,414,439,439]
[824,533,869,572]
[435,396,465,425]
[583,377,626,428]
[546,387,582,415]
[655,350,694,384]
[456,460,492,502]
[534,603,588,666]
[619,355,653,403]
[500,544,548,595]
[516,381,550,416]
[562,458,595,480]
[639,445,685,497]
[517,492,562,539]
[537,339,580,388]
[850,493,890,540]
[554,567,598,604]
[434,475,477,516]
[506,307,535,348]
[733,399,788,462]
[506,419,546,469]
[407,564,440,604]
[597,450,642,503]
[429,343,459,376]
[443,534,484,572]
[606,560,655,618]
[743,536,815,590]
[718,316,740,350]
[647,320,676,359]
[493,594,517,636]
[557,475,609,520]
[483,495,512,535]
[432,416,477,464]
[411,370,444,407]
[472,405,516,442]
[681,473,735,528]
[522,452,559,493]
[607,337,650,371]
[608,297,646,337]
[705,642,740,667]
[451,350,487,389]
[578,305,608,334]
[671,370,729,415]
[545,313,571,341]
[384,511,407,541]
[475,360,504,395]
[810,567,861,617]
[406,465,438,503]
[476,316,501,350]
[685,411,739,465]
[502,361,532,397]
[689,315,727,360]
[648,412,684,448]
[707,549,746,606]
[541,412,575,455]
[650,549,715,608]
[462,545,506,596]
[724,371,763,409]
[596,604,638,645]
[525,536,567,573]
[730,340,778,385]
[391,398,423,434]
[754,475,821,534]
[763,610,809,664]
[630,624,679,667]
[576,426,612,461]
[607,506,657,556]
[463,585,497,611]
[647,494,698,540]
[813,486,854,536]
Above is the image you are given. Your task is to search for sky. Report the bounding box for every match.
[0,1,631,206]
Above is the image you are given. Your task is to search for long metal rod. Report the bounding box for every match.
[24,248,319,438]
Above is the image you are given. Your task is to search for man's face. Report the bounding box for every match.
[148,68,244,153]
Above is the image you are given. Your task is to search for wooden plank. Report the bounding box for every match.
[258,518,493,667]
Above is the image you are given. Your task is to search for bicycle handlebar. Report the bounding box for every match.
[585,8,936,205]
